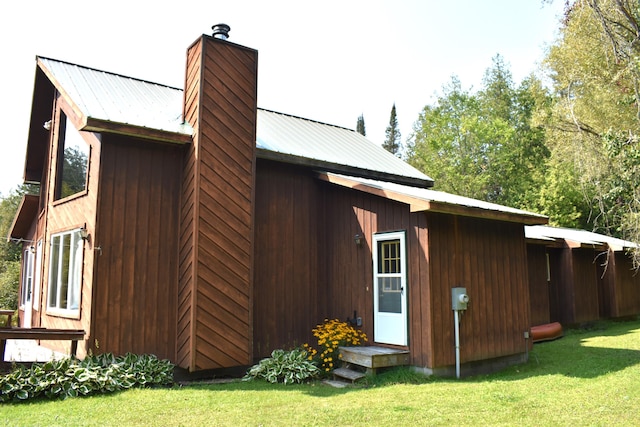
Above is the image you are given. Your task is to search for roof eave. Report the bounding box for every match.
[83,118,192,145]
[258,148,434,189]
[7,194,39,241]
[317,172,548,225]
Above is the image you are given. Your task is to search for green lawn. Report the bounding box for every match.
[2,319,640,426]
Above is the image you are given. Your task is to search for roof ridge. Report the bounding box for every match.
[258,108,356,133]
[36,55,184,91]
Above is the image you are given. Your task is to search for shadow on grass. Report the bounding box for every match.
[180,319,640,395]
[476,319,640,382]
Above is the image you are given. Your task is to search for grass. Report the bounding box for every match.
[1,318,640,426]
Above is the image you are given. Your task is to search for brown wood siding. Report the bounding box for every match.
[554,247,602,325]
[91,137,181,360]
[180,35,257,371]
[527,244,551,326]
[177,40,201,369]
[426,213,531,368]
[253,161,320,357]
[408,211,432,368]
[547,248,564,323]
[610,252,640,317]
[571,249,601,323]
[251,168,532,371]
[37,97,101,356]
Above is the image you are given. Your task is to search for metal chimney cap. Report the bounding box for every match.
[212,23,230,40]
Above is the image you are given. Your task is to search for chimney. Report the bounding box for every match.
[211,23,230,40]
[179,28,258,372]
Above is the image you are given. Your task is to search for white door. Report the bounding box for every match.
[21,248,35,328]
[373,231,408,346]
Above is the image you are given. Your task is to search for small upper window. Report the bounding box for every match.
[55,114,89,200]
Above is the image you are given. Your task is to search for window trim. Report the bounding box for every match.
[20,248,34,308]
[46,228,84,318]
[53,112,90,203]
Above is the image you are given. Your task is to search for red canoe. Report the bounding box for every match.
[531,322,563,343]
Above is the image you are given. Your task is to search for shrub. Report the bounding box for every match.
[243,348,319,385]
[303,318,367,373]
[0,353,174,402]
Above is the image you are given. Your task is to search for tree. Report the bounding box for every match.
[406,76,491,199]
[356,114,366,136]
[383,103,402,156]
[543,0,640,266]
[406,59,551,212]
[60,146,88,199]
[0,185,38,309]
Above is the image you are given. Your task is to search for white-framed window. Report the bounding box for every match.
[20,248,34,307]
[47,229,84,313]
[34,240,43,309]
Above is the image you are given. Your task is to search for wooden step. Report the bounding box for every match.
[339,346,410,369]
[333,367,366,383]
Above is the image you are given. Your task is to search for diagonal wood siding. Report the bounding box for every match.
[179,35,257,371]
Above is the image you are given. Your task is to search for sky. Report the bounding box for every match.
[0,0,566,197]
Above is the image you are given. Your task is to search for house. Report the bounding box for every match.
[525,225,640,327]
[8,27,549,376]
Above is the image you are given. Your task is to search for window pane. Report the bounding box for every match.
[48,235,60,308]
[378,240,401,273]
[69,232,82,310]
[60,234,70,309]
[57,115,89,199]
[378,277,402,313]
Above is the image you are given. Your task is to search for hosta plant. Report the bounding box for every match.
[0,353,174,402]
[243,348,320,385]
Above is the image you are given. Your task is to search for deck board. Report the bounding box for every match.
[339,346,410,369]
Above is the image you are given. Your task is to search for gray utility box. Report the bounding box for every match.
[451,287,469,310]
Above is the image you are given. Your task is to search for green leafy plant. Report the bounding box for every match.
[303,318,367,373]
[0,353,174,402]
[243,348,319,385]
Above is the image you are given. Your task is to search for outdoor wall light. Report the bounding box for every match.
[354,234,363,247]
[80,226,89,241]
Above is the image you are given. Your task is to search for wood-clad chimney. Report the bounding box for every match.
[179,26,258,371]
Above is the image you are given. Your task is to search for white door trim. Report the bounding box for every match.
[372,231,408,346]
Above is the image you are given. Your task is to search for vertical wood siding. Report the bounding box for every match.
[253,170,532,371]
[527,244,551,326]
[180,35,257,370]
[553,246,602,325]
[91,137,182,360]
[253,161,320,357]
[426,213,531,368]
[609,252,640,317]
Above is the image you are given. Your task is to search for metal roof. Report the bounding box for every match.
[36,56,433,187]
[320,172,548,224]
[256,109,432,186]
[38,57,192,136]
[525,225,639,251]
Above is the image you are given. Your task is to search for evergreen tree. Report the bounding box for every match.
[383,103,401,156]
[356,114,366,136]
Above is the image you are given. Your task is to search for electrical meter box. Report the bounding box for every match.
[451,287,469,310]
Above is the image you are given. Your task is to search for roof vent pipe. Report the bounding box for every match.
[212,24,230,40]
